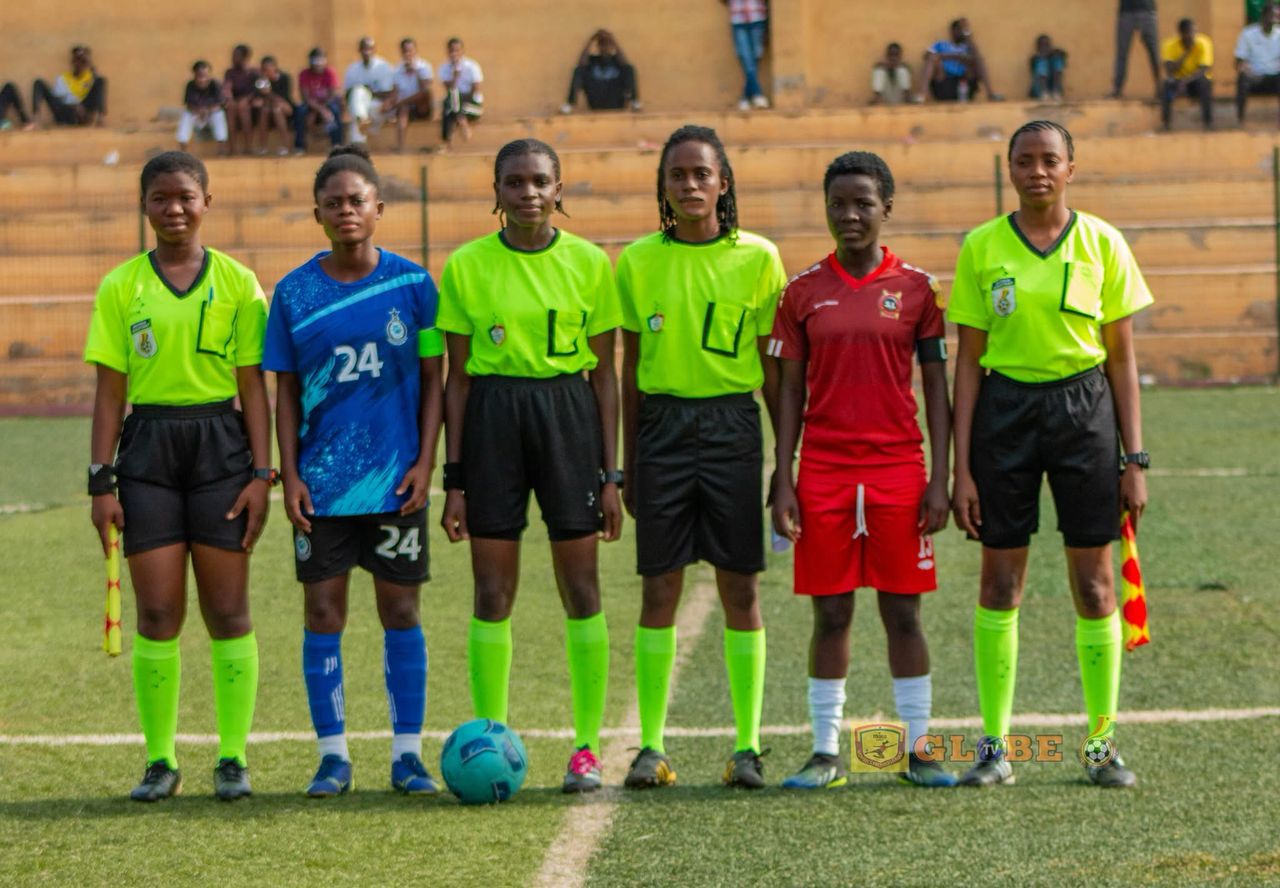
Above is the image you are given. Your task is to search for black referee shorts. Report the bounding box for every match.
[634,393,765,577]
[114,400,253,556]
[462,374,604,541]
[970,366,1121,549]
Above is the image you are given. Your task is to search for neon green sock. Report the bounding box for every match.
[1076,612,1122,738]
[468,617,512,722]
[974,606,1019,741]
[635,625,677,754]
[724,627,766,754]
[565,613,609,753]
[132,634,180,769]
[210,631,258,766]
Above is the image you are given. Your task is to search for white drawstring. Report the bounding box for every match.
[852,484,869,539]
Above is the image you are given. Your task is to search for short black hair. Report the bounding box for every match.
[1007,119,1075,162]
[313,143,380,199]
[1178,17,1194,31]
[192,60,210,74]
[823,151,895,202]
[447,37,463,49]
[140,150,209,198]
[401,37,415,51]
[492,138,565,222]
[656,124,739,242]
[260,55,277,67]
[887,42,902,53]
[233,44,250,57]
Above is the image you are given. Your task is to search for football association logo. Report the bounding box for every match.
[879,291,902,320]
[130,319,157,358]
[385,308,408,346]
[489,324,506,346]
[992,277,1017,317]
[852,723,907,771]
[294,532,312,562]
[647,312,664,333]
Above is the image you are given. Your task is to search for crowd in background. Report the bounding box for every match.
[1,1,1277,148]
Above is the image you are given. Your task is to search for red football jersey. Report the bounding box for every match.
[768,249,946,469]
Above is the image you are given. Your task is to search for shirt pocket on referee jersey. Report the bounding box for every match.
[547,308,587,357]
[196,298,238,357]
[1060,262,1104,319]
[701,299,749,357]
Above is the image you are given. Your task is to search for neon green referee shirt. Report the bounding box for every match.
[947,211,1154,383]
[617,230,786,397]
[83,249,268,404]
[436,230,621,378]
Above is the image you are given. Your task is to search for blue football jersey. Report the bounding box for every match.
[264,250,441,516]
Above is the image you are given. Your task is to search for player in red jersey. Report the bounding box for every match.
[769,151,955,789]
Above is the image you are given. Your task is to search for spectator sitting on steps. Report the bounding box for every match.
[561,30,641,114]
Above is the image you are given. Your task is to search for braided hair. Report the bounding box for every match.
[313,143,380,200]
[656,125,739,243]
[823,150,895,202]
[492,138,567,227]
[1007,120,1074,162]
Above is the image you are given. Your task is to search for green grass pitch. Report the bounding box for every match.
[1,387,1277,887]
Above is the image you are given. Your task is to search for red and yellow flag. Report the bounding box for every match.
[1119,511,1150,651]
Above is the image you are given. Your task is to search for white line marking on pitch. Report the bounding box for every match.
[3,707,1277,748]
[530,578,720,888]
[0,502,48,516]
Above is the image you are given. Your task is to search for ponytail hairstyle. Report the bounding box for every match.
[313,143,380,200]
[492,138,567,227]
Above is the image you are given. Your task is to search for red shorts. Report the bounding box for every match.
[793,464,937,596]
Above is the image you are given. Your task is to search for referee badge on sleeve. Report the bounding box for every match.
[991,277,1017,317]
[130,319,157,358]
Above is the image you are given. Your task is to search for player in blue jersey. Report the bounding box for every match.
[263,144,445,798]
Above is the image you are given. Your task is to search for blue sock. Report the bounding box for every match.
[384,625,427,759]
[303,630,346,757]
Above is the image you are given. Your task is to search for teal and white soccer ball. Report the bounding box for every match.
[1080,735,1115,767]
[440,718,528,804]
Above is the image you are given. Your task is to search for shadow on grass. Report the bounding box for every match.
[0,785,587,821]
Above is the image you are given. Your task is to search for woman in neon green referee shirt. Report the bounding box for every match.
[948,121,1152,789]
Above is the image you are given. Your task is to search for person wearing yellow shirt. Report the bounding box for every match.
[32,45,107,127]
[84,152,271,802]
[949,121,1152,790]
[437,139,622,795]
[1160,17,1213,130]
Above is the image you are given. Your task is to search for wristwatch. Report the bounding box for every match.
[252,467,280,486]
[1121,451,1150,470]
[601,469,625,488]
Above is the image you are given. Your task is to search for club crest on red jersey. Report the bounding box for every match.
[879,290,902,320]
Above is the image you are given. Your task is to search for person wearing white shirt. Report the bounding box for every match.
[344,36,396,144]
[390,37,434,153]
[1236,3,1280,123]
[439,37,484,148]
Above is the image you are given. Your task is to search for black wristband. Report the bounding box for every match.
[443,462,465,491]
[601,469,624,488]
[88,464,116,496]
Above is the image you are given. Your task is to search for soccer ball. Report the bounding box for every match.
[1079,735,1115,767]
[440,718,528,804]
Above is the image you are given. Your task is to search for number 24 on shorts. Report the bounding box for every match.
[376,525,422,561]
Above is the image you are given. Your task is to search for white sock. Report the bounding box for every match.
[893,673,932,755]
[318,733,350,762]
[808,677,846,756]
[392,732,422,761]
